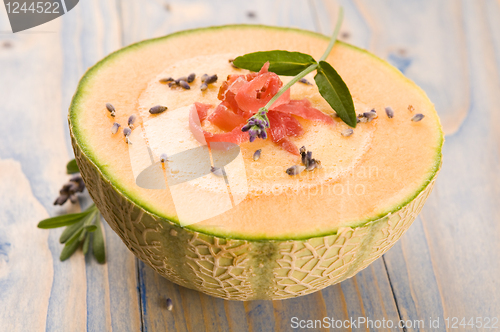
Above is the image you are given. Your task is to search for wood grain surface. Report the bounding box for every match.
[0,0,499,331]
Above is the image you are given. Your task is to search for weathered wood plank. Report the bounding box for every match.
[0,16,89,331]
[383,220,445,331]
[0,160,55,331]
[417,0,500,320]
[0,0,141,331]
[119,0,316,46]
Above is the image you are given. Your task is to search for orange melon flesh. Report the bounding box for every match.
[69,26,443,240]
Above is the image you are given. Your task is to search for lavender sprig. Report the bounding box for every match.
[241,108,270,142]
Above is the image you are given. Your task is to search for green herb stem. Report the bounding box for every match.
[264,63,318,110]
[262,7,344,112]
[319,7,344,62]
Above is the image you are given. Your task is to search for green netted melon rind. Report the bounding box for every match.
[71,133,437,300]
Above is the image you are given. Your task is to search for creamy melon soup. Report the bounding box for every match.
[108,51,442,238]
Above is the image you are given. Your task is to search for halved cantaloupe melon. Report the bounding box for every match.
[69,25,443,300]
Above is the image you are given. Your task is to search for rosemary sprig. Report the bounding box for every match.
[38,159,106,263]
[233,7,356,141]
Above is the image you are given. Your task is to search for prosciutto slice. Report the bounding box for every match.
[189,63,334,154]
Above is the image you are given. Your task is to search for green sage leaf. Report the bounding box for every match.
[38,210,91,229]
[60,229,83,261]
[65,226,84,246]
[314,61,356,127]
[59,219,85,243]
[79,229,87,242]
[82,233,91,256]
[84,225,97,232]
[82,210,97,227]
[233,51,317,76]
[66,159,79,174]
[93,215,106,264]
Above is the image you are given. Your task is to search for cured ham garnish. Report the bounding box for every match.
[273,99,334,124]
[189,63,334,154]
[190,103,249,146]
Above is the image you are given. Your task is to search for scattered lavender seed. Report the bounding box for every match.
[300,146,307,165]
[211,166,223,177]
[168,82,176,88]
[298,146,322,172]
[111,122,121,134]
[201,74,209,82]
[106,103,116,117]
[128,114,137,129]
[411,113,425,122]
[106,103,115,113]
[357,114,367,123]
[179,80,190,90]
[341,128,354,137]
[159,77,174,84]
[299,78,312,85]
[176,76,187,83]
[408,105,415,112]
[123,127,131,137]
[205,74,218,84]
[306,151,313,167]
[341,31,351,39]
[363,109,378,122]
[149,105,167,114]
[385,106,394,119]
[200,83,208,91]
[305,159,317,171]
[166,298,173,311]
[187,73,196,83]
[160,153,168,163]
[253,149,262,161]
[286,165,305,176]
[125,137,132,145]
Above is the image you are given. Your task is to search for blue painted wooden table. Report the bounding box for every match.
[1,1,499,331]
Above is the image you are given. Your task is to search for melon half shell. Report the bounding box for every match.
[69,25,443,300]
